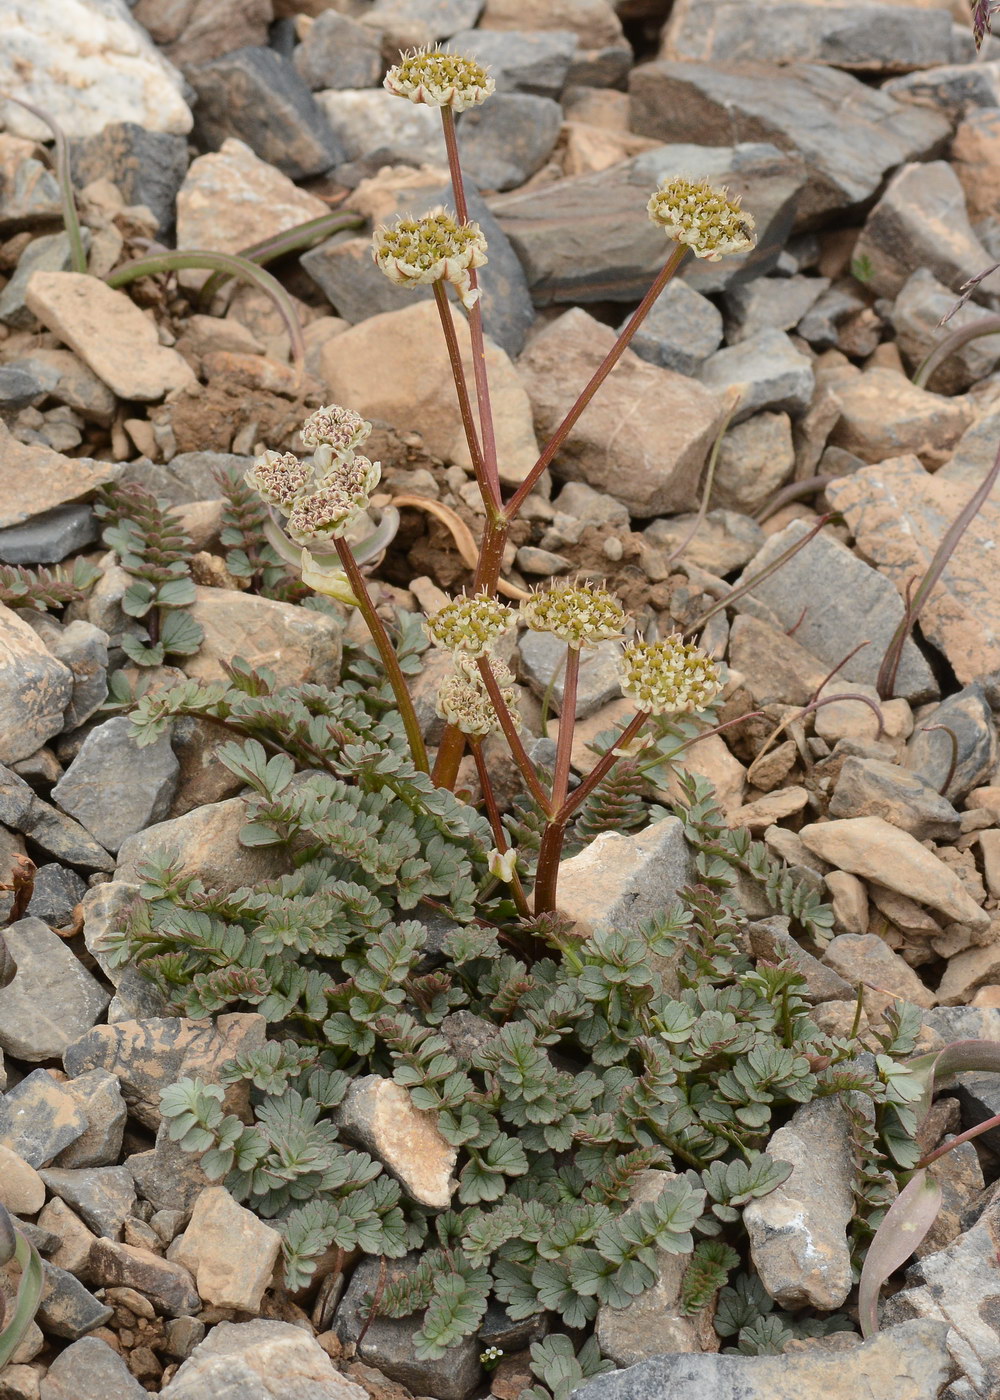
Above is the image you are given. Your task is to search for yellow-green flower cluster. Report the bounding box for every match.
[647,177,756,262]
[436,657,519,738]
[425,592,516,657]
[246,403,381,545]
[384,47,495,111]
[373,209,488,310]
[520,582,626,651]
[618,635,721,715]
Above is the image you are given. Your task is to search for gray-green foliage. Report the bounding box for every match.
[113,663,918,1361]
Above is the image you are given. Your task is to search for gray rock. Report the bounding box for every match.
[746,915,853,1002]
[905,684,996,804]
[883,59,1000,121]
[556,817,697,945]
[710,411,795,517]
[316,89,447,167]
[663,0,954,75]
[518,632,622,717]
[114,794,293,891]
[108,965,170,1024]
[0,918,109,1061]
[0,365,44,413]
[0,504,97,565]
[163,1316,207,1361]
[854,161,1000,302]
[570,1320,953,1400]
[187,47,343,180]
[303,179,534,356]
[623,278,723,375]
[37,1262,114,1341]
[127,1122,213,1215]
[644,508,765,576]
[292,11,382,90]
[733,518,938,703]
[335,1255,481,1400]
[723,273,829,344]
[121,450,250,507]
[19,794,115,873]
[39,1335,148,1400]
[567,42,633,90]
[697,328,815,422]
[797,279,870,351]
[744,1097,855,1309]
[40,1166,136,1239]
[88,1238,200,1317]
[0,764,34,829]
[458,93,562,191]
[0,605,74,765]
[551,481,631,529]
[52,715,179,855]
[492,141,806,304]
[628,60,950,225]
[829,755,962,841]
[69,121,189,238]
[45,620,109,731]
[448,28,578,98]
[5,350,116,426]
[0,1070,89,1168]
[882,1194,1000,1395]
[26,863,88,927]
[948,1072,1000,1155]
[0,231,91,330]
[892,267,1000,394]
[162,1318,370,1400]
[0,157,63,235]
[55,1069,127,1170]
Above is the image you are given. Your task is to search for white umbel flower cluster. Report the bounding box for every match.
[520,582,626,651]
[373,209,488,310]
[436,656,519,738]
[384,47,495,111]
[425,592,517,658]
[618,635,722,715]
[647,177,756,262]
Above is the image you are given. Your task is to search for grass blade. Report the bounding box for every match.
[858,1168,942,1339]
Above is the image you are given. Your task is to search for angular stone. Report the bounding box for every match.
[169,1186,281,1312]
[723,274,829,345]
[315,89,447,167]
[829,756,961,841]
[883,58,1000,121]
[292,11,383,90]
[115,794,294,892]
[905,684,997,803]
[89,1239,199,1317]
[0,425,119,529]
[952,106,1000,229]
[25,272,195,401]
[46,620,109,730]
[457,93,562,192]
[336,1077,456,1210]
[0,231,89,330]
[625,278,724,375]
[519,306,726,515]
[0,918,109,1061]
[0,1071,88,1169]
[730,785,810,830]
[7,349,116,426]
[69,121,188,238]
[726,613,827,707]
[827,459,1000,687]
[55,1069,126,1169]
[822,933,934,1012]
[892,267,1000,395]
[697,328,814,422]
[517,631,621,718]
[127,1120,213,1215]
[0,504,97,566]
[882,1194,1000,1395]
[163,1318,369,1400]
[335,1256,481,1400]
[747,916,853,1002]
[51,716,177,855]
[0,605,74,764]
[744,1097,855,1309]
[801,817,988,931]
[363,0,484,48]
[572,1319,952,1400]
[556,817,697,941]
[919,1139,985,1259]
[492,141,806,302]
[0,1146,44,1216]
[19,795,114,873]
[662,0,954,74]
[628,61,949,225]
[854,160,1000,302]
[448,28,577,98]
[0,0,192,141]
[37,1262,113,1341]
[40,1166,135,1239]
[645,509,764,577]
[321,299,538,487]
[133,0,272,67]
[733,518,938,702]
[303,172,533,356]
[176,139,330,276]
[187,47,343,181]
[828,369,971,467]
[126,450,251,508]
[184,586,341,688]
[39,1335,148,1400]
[3,1365,43,1400]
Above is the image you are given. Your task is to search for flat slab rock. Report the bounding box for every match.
[161,1318,368,1400]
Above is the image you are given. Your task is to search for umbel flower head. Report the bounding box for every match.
[384,47,495,111]
[373,209,488,311]
[245,449,313,512]
[285,454,382,544]
[647,177,756,262]
[618,635,722,715]
[300,404,371,462]
[425,592,516,657]
[521,582,626,651]
[436,656,519,738]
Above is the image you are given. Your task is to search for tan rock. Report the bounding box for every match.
[336,1077,456,1210]
[821,932,935,1010]
[660,734,747,818]
[827,454,1000,686]
[828,368,972,467]
[25,272,195,401]
[321,300,538,488]
[812,680,912,745]
[38,1196,97,1276]
[800,816,990,930]
[710,411,796,517]
[952,107,1000,225]
[0,1146,44,1216]
[479,0,624,47]
[169,1187,281,1312]
[550,696,636,777]
[968,786,1000,820]
[184,587,342,688]
[560,122,661,179]
[89,1239,200,1316]
[517,307,728,517]
[0,605,74,764]
[729,785,809,831]
[936,940,1000,1005]
[868,884,942,938]
[978,828,1000,900]
[115,797,294,893]
[0,422,120,529]
[727,613,827,707]
[556,818,696,941]
[176,139,329,287]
